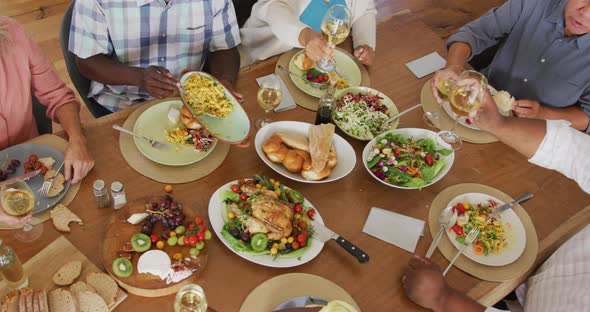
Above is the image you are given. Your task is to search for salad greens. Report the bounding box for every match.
[366,132,452,188]
[332,92,390,140]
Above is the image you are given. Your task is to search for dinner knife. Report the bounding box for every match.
[313,223,369,263]
[273,296,328,311]
[492,193,534,217]
[0,170,41,187]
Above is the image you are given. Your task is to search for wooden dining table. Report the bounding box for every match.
[3,12,590,312]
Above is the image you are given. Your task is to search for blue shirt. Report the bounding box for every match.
[69,0,240,112]
[448,0,590,127]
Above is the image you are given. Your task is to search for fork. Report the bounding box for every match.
[38,160,64,197]
[443,228,480,276]
[112,124,169,150]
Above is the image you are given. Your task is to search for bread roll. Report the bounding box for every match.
[181,105,201,129]
[294,149,313,171]
[275,132,309,151]
[326,146,337,169]
[282,150,304,173]
[492,90,514,117]
[294,53,314,71]
[301,167,332,181]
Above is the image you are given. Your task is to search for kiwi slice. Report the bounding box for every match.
[250,233,269,252]
[112,257,133,277]
[131,233,152,252]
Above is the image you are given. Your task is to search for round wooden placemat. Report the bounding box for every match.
[240,273,360,312]
[420,81,498,144]
[0,134,81,229]
[275,48,371,111]
[428,183,538,282]
[119,99,230,184]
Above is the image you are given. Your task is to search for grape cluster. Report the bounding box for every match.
[141,195,186,235]
[0,159,21,181]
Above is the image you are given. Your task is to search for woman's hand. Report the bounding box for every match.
[299,28,334,62]
[64,137,95,184]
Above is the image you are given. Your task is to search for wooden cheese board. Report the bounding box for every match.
[101,196,208,297]
[0,236,127,310]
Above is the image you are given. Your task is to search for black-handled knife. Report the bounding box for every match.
[314,222,370,263]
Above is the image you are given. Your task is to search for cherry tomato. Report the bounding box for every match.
[33,162,43,170]
[240,193,248,201]
[183,236,191,245]
[23,162,34,170]
[296,232,308,244]
[323,74,329,81]
[452,203,466,215]
[194,216,204,225]
[150,234,158,243]
[451,224,464,236]
[199,224,207,233]
[306,209,315,220]
[425,155,434,166]
[40,167,48,175]
[230,184,240,193]
[28,155,38,163]
[299,239,307,248]
[238,178,247,185]
[189,235,198,246]
[188,223,195,231]
[197,232,205,241]
[294,204,303,213]
[24,169,32,174]
[393,149,401,157]
[298,221,308,230]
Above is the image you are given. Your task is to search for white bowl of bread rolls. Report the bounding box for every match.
[255,121,356,183]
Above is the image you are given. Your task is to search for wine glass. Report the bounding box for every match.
[174,284,207,312]
[1,180,43,242]
[315,4,351,73]
[255,76,282,129]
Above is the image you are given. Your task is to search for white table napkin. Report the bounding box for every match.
[405,52,446,78]
[362,207,425,253]
[256,73,297,112]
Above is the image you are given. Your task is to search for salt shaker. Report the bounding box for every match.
[110,181,127,210]
[93,180,111,208]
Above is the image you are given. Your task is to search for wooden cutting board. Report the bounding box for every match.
[101,197,208,297]
[0,236,127,310]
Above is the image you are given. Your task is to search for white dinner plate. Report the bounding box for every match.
[254,121,356,184]
[445,192,527,266]
[208,179,325,268]
[362,128,454,190]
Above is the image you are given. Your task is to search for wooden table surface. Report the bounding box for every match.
[3,13,590,311]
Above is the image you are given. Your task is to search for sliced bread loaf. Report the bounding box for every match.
[48,289,78,312]
[86,273,117,308]
[34,290,48,312]
[53,260,83,286]
[44,169,65,198]
[70,281,96,296]
[76,291,108,312]
[50,205,83,232]
[1,290,18,312]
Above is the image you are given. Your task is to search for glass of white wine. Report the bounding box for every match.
[255,76,282,129]
[1,180,42,242]
[174,284,207,312]
[438,70,488,150]
[423,65,464,128]
[315,4,351,73]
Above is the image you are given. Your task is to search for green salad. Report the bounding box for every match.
[332,92,390,140]
[220,175,315,259]
[366,133,452,188]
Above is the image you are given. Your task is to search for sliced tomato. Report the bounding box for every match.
[240,193,248,201]
[452,203,466,215]
[451,224,464,236]
[40,167,48,175]
[425,155,434,166]
[23,162,34,170]
[28,154,38,163]
[230,184,240,193]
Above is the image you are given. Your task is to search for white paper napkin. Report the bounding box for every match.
[362,207,425,253]
[256,74,297,112]
[405,52,446,78]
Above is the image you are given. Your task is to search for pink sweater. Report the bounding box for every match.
[0,17,79,150]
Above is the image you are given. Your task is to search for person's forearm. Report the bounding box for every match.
[435,288,486,312]
[76,54,142,87]
[542,106,590,131]
[208,47,240,86]
[55,102,87,144]
[489,117,546,158]
[446,42,472,68]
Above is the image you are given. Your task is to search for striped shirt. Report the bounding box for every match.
[69,0,240,112]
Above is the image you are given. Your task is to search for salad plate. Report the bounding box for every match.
[208,177,325,268]
[254,121,356,184]
[362,128,454,189]
[445,193,527,266]
[179,71,250,144]
[0,143,71,215]
[132,100,217,166]
[333,87,399,141]
[288,49,362,98]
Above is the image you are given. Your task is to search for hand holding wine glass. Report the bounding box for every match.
[255,76,282,129]
[315,4,351,73]
[1,180,43,242]
[431,65,463,103]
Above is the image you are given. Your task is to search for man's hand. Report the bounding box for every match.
[431,65,462,103]
[403,256,450,311]
[64,137,95,184]
[299,28,334,62]
[468,86,505,132]
[138,66,179,99]
[354,45,375,65]
[513,99,546,119]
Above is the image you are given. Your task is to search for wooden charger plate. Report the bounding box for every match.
[0,236,127,310]
[101,197,208,297]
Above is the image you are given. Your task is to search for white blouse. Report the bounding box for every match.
[239,0,376,66]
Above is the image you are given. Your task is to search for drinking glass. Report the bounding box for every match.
[1,180,43,242]
[174,284,207,312]
[315,4,351,73]
[255,76,282,129]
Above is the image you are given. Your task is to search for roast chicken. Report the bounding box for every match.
[231,184,294,240]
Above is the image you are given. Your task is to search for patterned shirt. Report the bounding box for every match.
[69,0,240,112]
[448,0,590,131]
